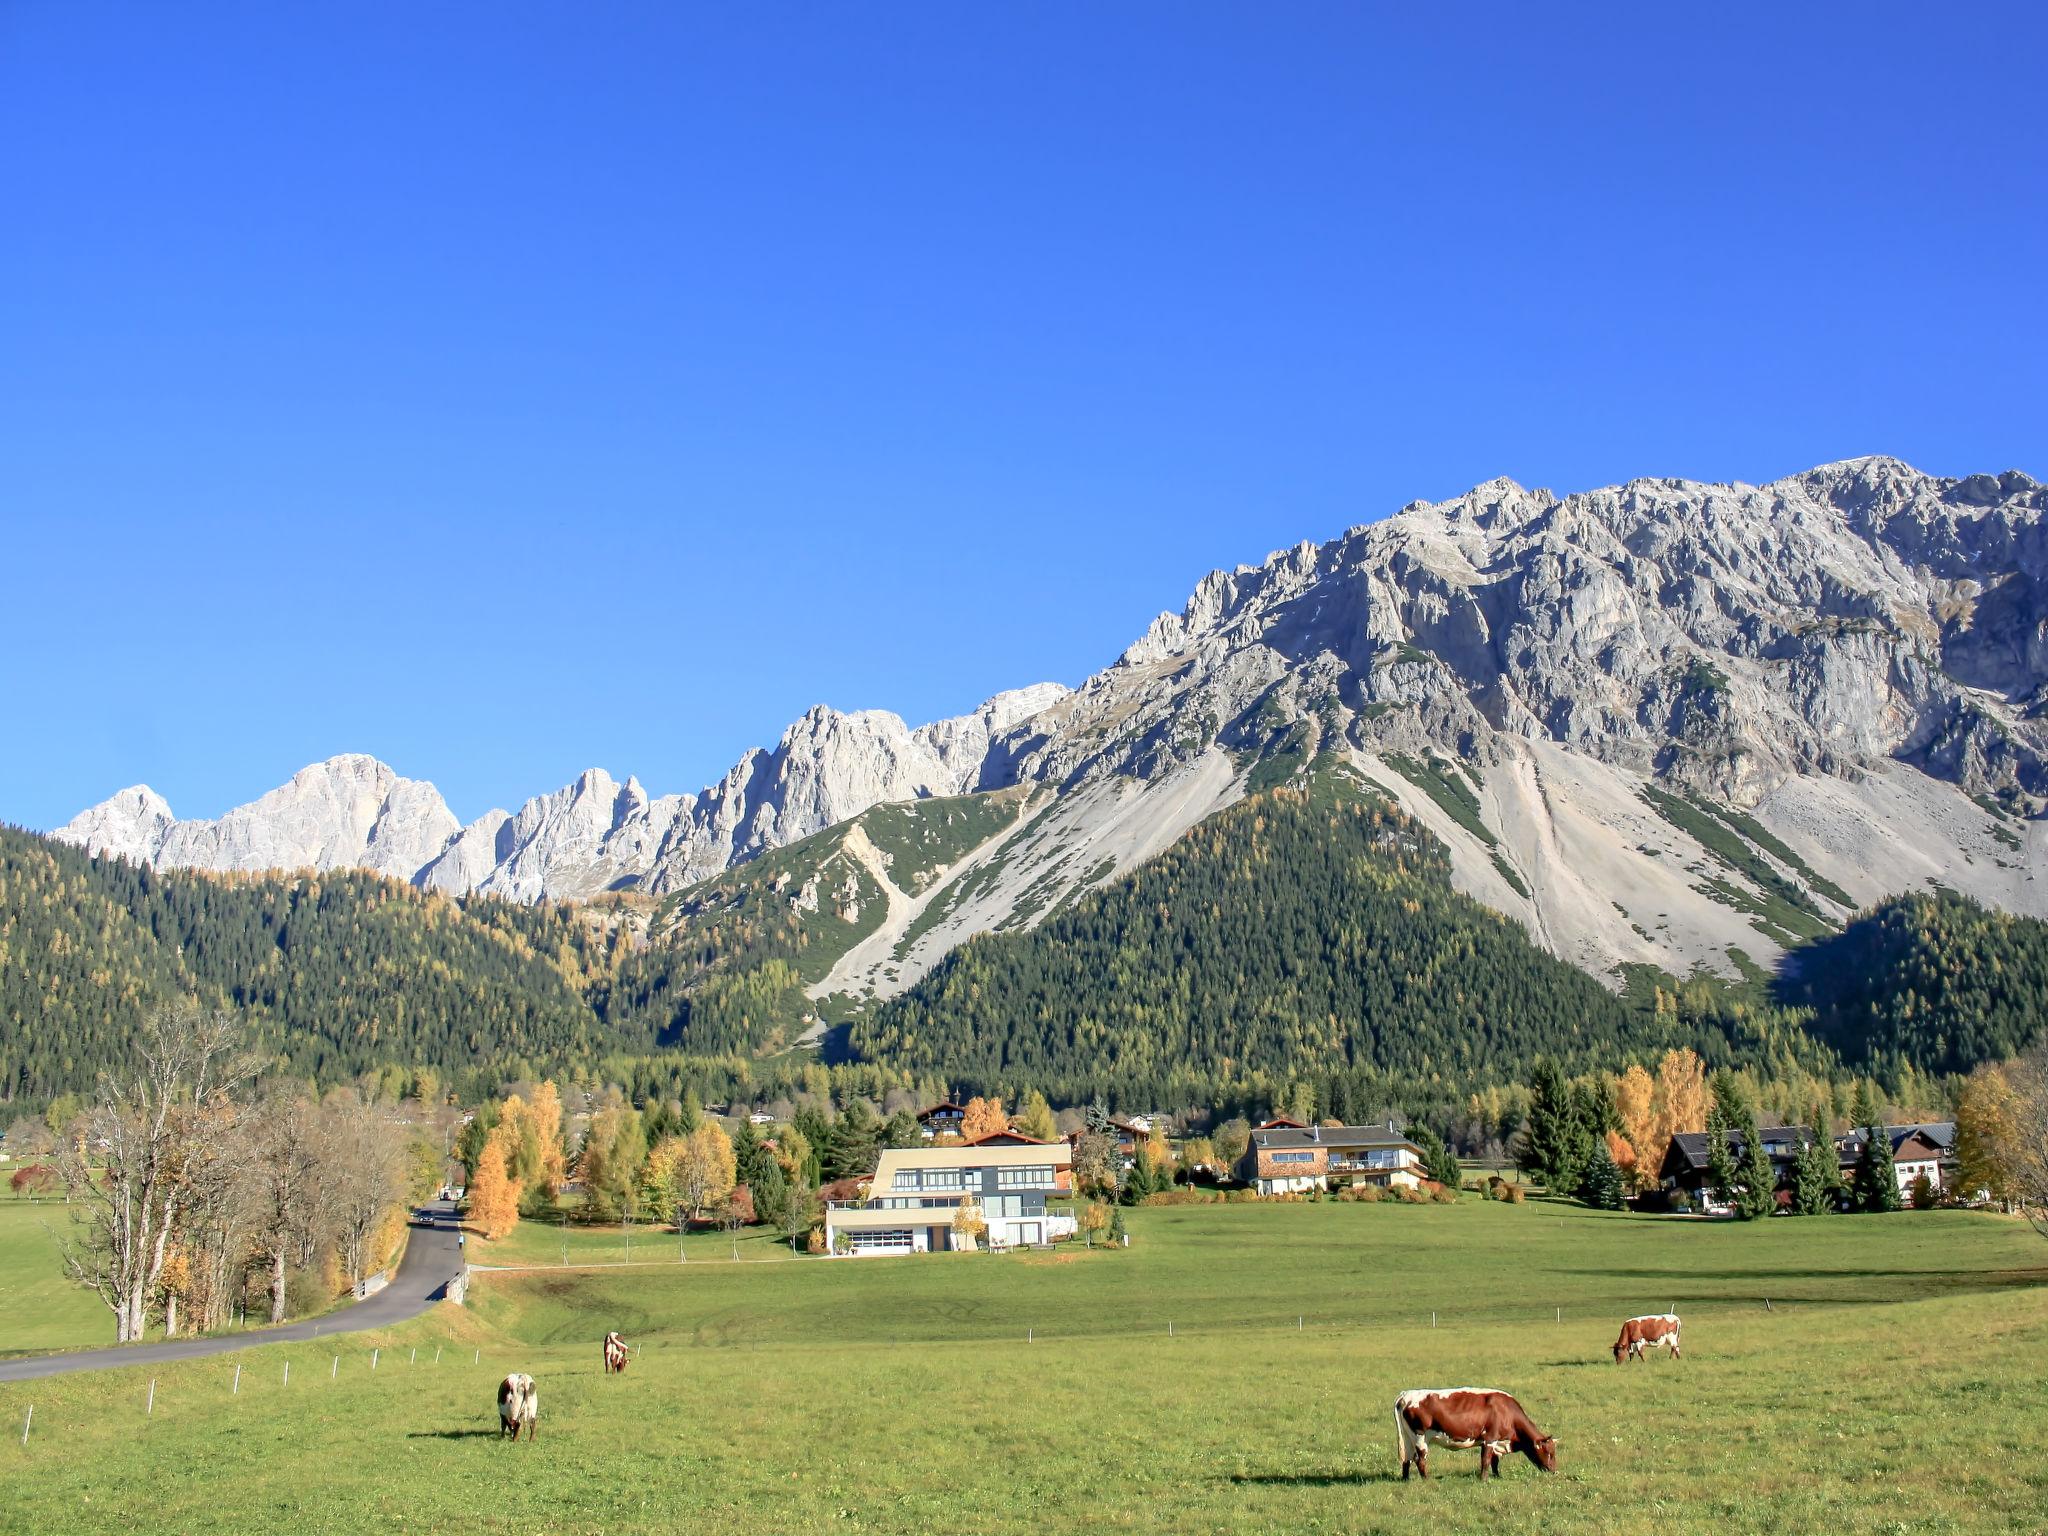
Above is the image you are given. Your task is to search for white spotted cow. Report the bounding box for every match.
[602,1331,629,1375]
[1395,1388,1558,1480]
[498,1373,539,1442]
[1612,1313,1682,1364]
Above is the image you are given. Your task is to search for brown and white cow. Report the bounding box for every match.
[602,1331,629,1374]
[1394,1388,1557,1479]
[498,1373,539,1442]
[1612,1312,1681,1364]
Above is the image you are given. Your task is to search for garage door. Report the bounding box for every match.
[848,1228,914,1254]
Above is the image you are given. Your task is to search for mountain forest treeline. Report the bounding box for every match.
[6,757,2048,1120]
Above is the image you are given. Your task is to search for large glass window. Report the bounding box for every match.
[995,1165,1055,1189]
[1270,1151,1317,1164]
[892,1168,967,1192]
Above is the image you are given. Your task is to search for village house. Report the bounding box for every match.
[1658,1125,1816,1213]
[1658,1121,1958,1211]
[1235,1122,1426,1195]
[1837,1123,1954,1198]
[915,1102,968,1140]
[822,1134,1076,1255]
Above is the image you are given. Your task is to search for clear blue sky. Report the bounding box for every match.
[4,5,2043,831]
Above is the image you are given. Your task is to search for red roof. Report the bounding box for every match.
[963,1130,1052,1146]
[1258,1116,1309,1130]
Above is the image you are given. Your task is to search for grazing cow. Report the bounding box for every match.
[602,1331,629,1375]
[1612,1312,1682,1364]
[498,1373,539,1442]
[1394,1388,1557,1480]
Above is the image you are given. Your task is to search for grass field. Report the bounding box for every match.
[3,1200,2046,1535]
[0,1197,112,1356]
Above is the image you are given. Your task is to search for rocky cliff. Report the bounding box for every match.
[54,458,2046,990]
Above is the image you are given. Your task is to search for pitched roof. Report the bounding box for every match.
[917,1102,967,1120]
[1838,1124,1952,1158]
[963,1130,1052,1146]
[1250,1123,1420,1153]
[1662,1126,1816,1172]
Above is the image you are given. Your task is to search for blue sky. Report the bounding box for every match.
[4,5,2043,831]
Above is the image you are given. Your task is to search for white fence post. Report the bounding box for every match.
[410,1348,416,1365]
[372,1348,379,1370]
[20,1405,30,1446]
[146,1380,155,1417]
[331,1355,338,1379]
[282,1361,289,1387]
[232,1363,240,1394]
[435,1346,442,1364]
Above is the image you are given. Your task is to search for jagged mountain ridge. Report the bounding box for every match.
[57,684,1070,901]
[54,458,2048,991]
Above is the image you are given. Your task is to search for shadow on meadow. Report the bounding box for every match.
[406,1429,507,1441]
[1229,1469,1402,1487]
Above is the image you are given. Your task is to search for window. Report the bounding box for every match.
[848,1229,914,1253]
[892,1168,966,1192]
[995,1165,1055,1189]
[1271,1151,1317,1164]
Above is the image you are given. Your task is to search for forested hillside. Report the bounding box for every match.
[1783,890,2048,1076]
[0,824,654,1102]
[848,762,1829,1108]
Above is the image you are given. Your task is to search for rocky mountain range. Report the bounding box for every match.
[56,457,2046,995]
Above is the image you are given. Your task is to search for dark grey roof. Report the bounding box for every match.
[1663,1127,1815,1171]
[1251,1124,1420,1153]
[1838,1123,1954,1155]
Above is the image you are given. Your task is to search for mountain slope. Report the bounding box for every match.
[848,760,1831,1106]
[48,459,2048,997]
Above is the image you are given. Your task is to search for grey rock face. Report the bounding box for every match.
[56,755,459,883]
[1006,457,2048,807]
[50,458,2046,975]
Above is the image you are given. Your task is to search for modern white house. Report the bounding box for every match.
[823,1136,1077,1255]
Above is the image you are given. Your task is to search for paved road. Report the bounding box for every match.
[0,1201,467,1384]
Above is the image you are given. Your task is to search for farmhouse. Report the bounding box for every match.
[823,1135,1076,1255]
[1658,1125,1817,1213]
[1235,1122,1426,1195]
[915,1102,968,1140]
[1838,1123,1954,1198]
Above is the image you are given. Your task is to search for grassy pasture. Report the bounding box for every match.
[0,1197,110,1356]
[3,1201,2045,1536]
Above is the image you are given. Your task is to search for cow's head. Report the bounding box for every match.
[1612,1338,1627,1363]
[1530,1434,1559,1472]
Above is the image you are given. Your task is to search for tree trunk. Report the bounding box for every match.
[269,1248,288,1324]
[164,1292,178,1338]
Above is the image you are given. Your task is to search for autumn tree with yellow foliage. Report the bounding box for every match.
[961,1096,1008,1142]
[466,1125,523,1240]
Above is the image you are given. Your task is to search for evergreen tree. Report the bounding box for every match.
[1118,1149,1155,1205]
[1413,1126,1461,1190]
[1790,1121,1837,1216]
[1579,1141,1626,1210]
[1522,1061,1588,1192]
[1851,1125,1902,1213]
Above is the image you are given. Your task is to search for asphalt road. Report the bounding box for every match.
[0,1200,467,1384]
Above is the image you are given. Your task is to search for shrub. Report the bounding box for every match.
[1429,1186,1458,1204]
[1398,1184,1429,1205]
[284,1266,331,1320]
[1910,1174,1938,1210]
[1668,1190,1692,1214]
[1500,1182,1525,1205]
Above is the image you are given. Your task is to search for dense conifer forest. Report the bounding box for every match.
[849,764,1832,1108]
[6,761,2045,1116]
[1781,890,2048,1076]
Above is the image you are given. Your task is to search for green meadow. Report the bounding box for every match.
[0,1197,110,1357]
[4,1201,2046,1536]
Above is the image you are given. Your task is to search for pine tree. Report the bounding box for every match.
[1579,1141,1626,1210]
[1414,1126,1461,1190]
[1119,1149,1154,1205]
[1522,1061,1586,1192]
[1851,1124,1902,1213]
[1790,1120,1837,1216]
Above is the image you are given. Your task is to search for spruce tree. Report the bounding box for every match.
[1523,1061,1586,1192]
[1579,1141,1626,1210]
[1851,1125,1902,1213]
[1790,1122,1837,1215]
[1414,1126,1462,1191]
[1119,1149,1155,1205]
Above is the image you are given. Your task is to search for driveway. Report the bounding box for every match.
[0,1201,467,1383]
